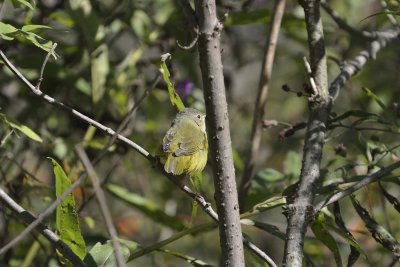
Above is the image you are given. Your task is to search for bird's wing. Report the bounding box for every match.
[162,119,205,156]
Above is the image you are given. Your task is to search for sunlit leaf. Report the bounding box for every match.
[51,158,86,262]
[0,22,19,40]
[21,24,52,32]
[1,113,43,142]
[23,31,54,53]
[159,54,185,111]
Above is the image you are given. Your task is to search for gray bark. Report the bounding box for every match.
[194,0,244,266]
[282,0,330,266]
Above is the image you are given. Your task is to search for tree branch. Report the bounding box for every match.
[282,0,330,266]
[239,0,286,210]
[314,160,400,212]
[0,188,87,267]
[329,29,399,100]
[320,0,377,41]
[194,0,245,265]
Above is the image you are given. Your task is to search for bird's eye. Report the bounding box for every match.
[197,115,201,119]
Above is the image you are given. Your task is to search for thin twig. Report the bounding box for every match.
[75,146,125,267]
[0,49,276,265]
[314,161,400,211]
[36,43,57,89]
[0,188,86,267]
[380,0,399,27]
[175,0,199,50]
[329,29,399,100]
[239,0,286,209]
[320,0,377,40]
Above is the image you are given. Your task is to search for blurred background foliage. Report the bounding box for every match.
[1,0,400,266]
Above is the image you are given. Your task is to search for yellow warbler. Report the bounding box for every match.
[161,108,208,176]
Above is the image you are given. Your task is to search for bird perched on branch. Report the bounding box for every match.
[161,108,208,177]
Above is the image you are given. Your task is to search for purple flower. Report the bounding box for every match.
[176,80,194,99]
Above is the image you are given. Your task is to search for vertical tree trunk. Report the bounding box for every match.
[194,0,245,266]
[282,0,330,266]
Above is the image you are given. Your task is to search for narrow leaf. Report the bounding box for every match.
[351,195,400,260]
[362,87,387,110]
[241,219,285,240]
[159,54,185,111]
[85,239,138,267]
[21,24,52,32]
[332,203,362,267]
[249,196,286,214]
[51,158,86,261]
[106,183,185,230]
[11,0,35,10]
[311,213,343,267]
[379,182,400,213]
[1,113,43,142]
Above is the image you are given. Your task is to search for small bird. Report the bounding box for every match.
[161,108,208,176]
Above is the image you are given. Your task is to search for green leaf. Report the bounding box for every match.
[159,249,215,267]
[23,31,54,53]
[332,203,363,266]
[311,213,343,267]
[362,87,387,110]
[51,158,86,262]
[85,239,138,267]
[0,22,19,40]
[379,182,400,213]
[1,113,43,142]
[91,44,109,103]
[106,183,185,230]
[351,195,400,259]
[241,219,286,240]
[21,24,52,32]
[160,54,185,111]
[247,196,286,214]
